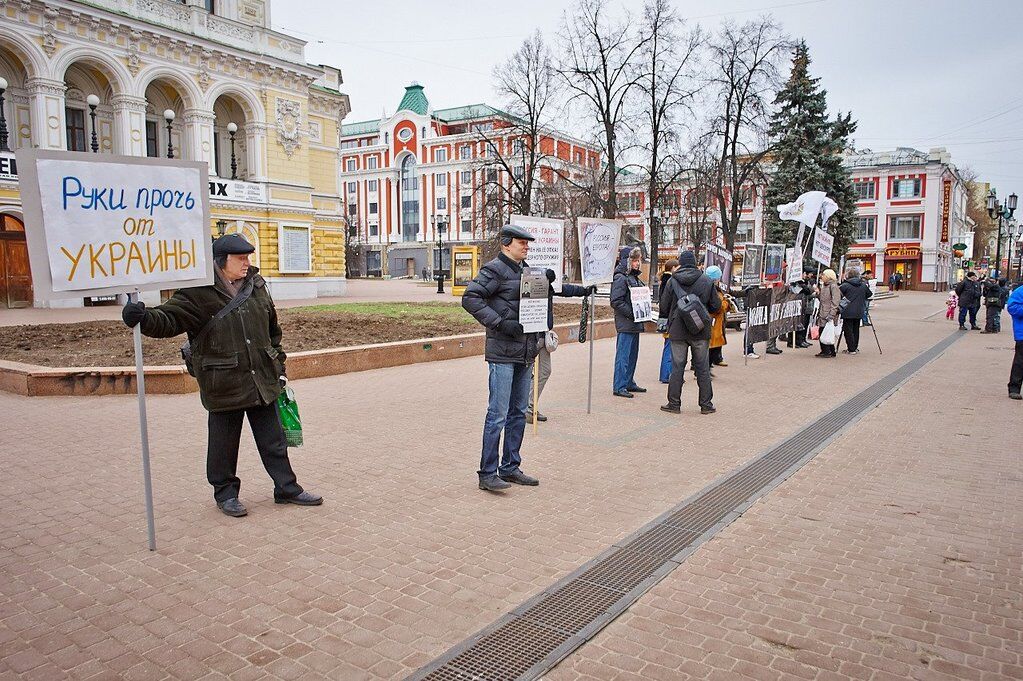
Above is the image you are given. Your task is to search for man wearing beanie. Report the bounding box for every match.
[657,249,721,414]
[120,233,321,517]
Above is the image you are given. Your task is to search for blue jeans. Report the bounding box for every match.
[479,361,532,479]
[613,332,641,392]
[659,338,672,383]
[862,301,871,324]
[959,305,978,327]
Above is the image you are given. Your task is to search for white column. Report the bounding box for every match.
[110,94,148,157]
[183,108,215,165]
[25,78,66,150]
[244,122,269,181]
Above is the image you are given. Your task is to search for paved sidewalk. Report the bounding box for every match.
[0,292,1019,680]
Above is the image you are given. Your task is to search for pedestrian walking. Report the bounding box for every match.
[658,250,721,415]
[658,259,679,384]
[816,268,841,358]
[610,246,648,398]
[894,271,903,291]
[1006,283,1023,400]
[706,266,731,367]
[120,234,321,517]
[525,269,592,423]
[839,267,872,354]
[461,224,542,491]
[955,271,982,330]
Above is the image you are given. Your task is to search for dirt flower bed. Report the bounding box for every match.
[0,301,596,368]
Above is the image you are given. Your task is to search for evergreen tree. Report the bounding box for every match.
[764,42,858,264]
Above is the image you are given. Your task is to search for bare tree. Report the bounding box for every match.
[558,0,649,228]
[341,198,362,278]
[704,18,788,252]
[637,0,702,282]
[536,166,605,279]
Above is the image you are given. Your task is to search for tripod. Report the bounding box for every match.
[835,310,883,354]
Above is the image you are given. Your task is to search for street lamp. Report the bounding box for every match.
[163,109,175,159]
[0,77,10,152]
[226,122,238,180]
[216,219,228,237]
[87,94,100,153]
[987,188,1018,278]
[432,214,448,294]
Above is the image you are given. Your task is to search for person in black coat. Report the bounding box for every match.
[839,268,873,353]
[609,246,648,397]
[657,250,721,414]
[461,224,542,492]
[982,275,1006,333]
[955,271,982,330]
[525,270,593,423]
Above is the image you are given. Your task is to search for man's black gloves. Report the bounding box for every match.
[586,285,598,294]
[545,269,557,283]
[498,320,524,336]
[121,301,147,328]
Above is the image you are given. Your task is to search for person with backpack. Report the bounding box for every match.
[609,246,648,398]
[982,275,1007,333]
[657,250,721,415]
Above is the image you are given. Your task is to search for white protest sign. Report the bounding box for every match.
[578,218,622,287]
[786,247,803,284]
[630,286,654,322]
[519,267,550,333]
[511,214,564,292]
[17,150,212,299]
[812,228,834,266]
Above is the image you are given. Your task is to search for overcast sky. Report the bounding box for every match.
[273,0,1023,196]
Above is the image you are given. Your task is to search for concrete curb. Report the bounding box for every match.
[0,318,622,397]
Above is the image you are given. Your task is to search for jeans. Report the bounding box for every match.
[480,361,532,479]
[613,332,641,392]
[1010,341,1023,395]
[207,402,303,503]
[959,305,978,327]
[659,338,672,382]
[985,305,1002,332]
[862,301,871,325]
[666,338,713,409]
[842,318,860,352]
[526,346,552,415]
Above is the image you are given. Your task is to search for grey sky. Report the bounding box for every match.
[274,0,1023,197]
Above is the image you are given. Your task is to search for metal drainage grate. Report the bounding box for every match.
[409,331,961,681]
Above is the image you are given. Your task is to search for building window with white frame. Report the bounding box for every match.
[889,215,922,239]
[461,218,471,233]
[855,216,876,240]
[461,195,472,209]
[369,202,378,214]
[437,197,447,211]
[367,179,378,192]
[892,178,921,198]
[347,181,357,194]
[854,180,876,200]
[435,174,446,187]
[513,166,524,179]
[346,159,357,172]
[435,148,448,162]
[512,139,524,155]
[460,145,472,160]
[367,157,378,170]
[734,220,754,244]
[369,223,379,237]
[461,170,472,185]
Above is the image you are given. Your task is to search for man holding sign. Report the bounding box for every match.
[462,225,543,492]
[122,234,321,517]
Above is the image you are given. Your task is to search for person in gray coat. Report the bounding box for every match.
[816,268,841,358]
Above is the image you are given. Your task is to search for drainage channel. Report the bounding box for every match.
[408,331,962,681]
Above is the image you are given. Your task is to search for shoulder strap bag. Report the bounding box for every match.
[180,278,254,377]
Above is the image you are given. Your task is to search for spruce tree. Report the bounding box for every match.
[764,42,858,264]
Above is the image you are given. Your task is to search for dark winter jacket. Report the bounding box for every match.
[548,281,588,331]
[839,276,872,320]
[982,279,1005,308]
[609,246,646,334]
[138,267,285,413]
[955,277,982,308]
[658,265,722,341]
[461,253,541,364]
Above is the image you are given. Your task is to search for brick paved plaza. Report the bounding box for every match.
[1,292,1020,680]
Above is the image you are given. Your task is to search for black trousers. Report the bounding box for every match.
[1010,341,1023,395]
[207,401,303,503]
[842,318,861,352]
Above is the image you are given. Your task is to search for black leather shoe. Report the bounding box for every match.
[627,386,647,393]
[217,498,247,517]
[971,325,981,330]
[526,412,548,423]
[1010,393,1022,401]
[660,404,681,414]
[613,390,634,398]
[701,406,717,415]
[499,469,539,486]
[479,475,512,491]
[274,491,323,505]
[766,347,783,355]
[797,342,812,348]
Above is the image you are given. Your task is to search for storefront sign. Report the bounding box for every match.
[0,153,17,181]
[885,246,920,258]
[941,179,951,243]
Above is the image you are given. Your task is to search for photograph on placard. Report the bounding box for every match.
[577,218,622,287]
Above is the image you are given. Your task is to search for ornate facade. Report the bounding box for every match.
[0,0,350,308]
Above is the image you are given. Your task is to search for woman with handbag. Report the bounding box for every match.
[817,268,841,358]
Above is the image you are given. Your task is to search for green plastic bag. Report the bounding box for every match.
[277,385,303,447]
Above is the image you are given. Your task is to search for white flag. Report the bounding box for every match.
[820,198,839,228]
[777,191,827,227]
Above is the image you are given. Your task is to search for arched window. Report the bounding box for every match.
[400,155,419,242]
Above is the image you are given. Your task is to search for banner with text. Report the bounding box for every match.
[767,287,805,338]
[786,247,804,284]
[812,228,835,266]
[511,214,564,292]
[578,217,622,287]
[744,287,773,344]
[741,244,765,287]
[519,267,550,333]
[17,150,212,299]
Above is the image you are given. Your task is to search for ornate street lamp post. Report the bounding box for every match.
[226,122,238,180]
[163,109,175,159]
[87,94,100,153]
[0,77,10,152]
[432,214,448,294]
[986,189,1018,278]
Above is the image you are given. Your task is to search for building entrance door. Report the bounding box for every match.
[406,258,416,278]
[892,261,916,291]
[0,214,32,308]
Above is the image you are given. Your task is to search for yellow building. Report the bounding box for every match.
[0,0,350,308]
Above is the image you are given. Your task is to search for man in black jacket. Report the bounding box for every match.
[658,250,721,414]
[461,225,542,492]
[839,268,873,354]
[609,246,648,397]
[982,275,1006,333]
[526,270,593,423]
[956,271,982,330]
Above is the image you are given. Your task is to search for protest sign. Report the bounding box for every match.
[519,267,550,333]
[764,243,785,282]
[743,287,773,344]
[630,286,653,323]
[511,214,564,292]
[768,287,805,338]
[786,247,804,284]
[17,150,212,299]
[578,218,622,287]
[704,243,734,286]
[812,228,835,266]
[741,244,765,287]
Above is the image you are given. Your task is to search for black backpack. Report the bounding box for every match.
[669,277,711,335]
